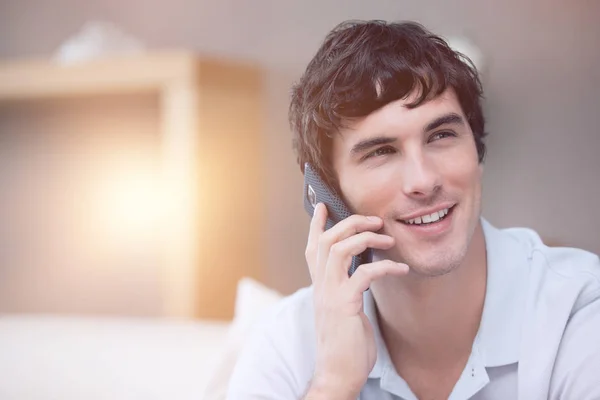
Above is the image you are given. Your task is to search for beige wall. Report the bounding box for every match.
[0,95,164,315]
[0,0,598,311]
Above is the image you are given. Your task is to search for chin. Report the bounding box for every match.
[407,256,462,277]
[387,240,469,278]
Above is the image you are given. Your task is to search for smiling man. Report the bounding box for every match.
[227,20,600,400]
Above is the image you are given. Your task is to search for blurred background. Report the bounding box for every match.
[0,0,599,319]
[0,1,599,398]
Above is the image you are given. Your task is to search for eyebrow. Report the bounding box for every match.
[349,112,466,156]
[424,112,465,132]
[350,136,397,155]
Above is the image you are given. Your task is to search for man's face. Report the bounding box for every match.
[331,89,483,276]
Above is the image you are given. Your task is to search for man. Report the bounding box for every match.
[227,20,600,399]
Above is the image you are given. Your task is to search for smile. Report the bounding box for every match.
[399,205,455,225]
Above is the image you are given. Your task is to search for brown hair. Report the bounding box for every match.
[289,20,487,190]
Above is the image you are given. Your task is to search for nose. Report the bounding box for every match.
[401,151,442,198]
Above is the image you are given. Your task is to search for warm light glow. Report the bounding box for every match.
[105,171,164,235]
[88,155,167,249]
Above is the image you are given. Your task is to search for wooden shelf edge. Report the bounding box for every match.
[0,50,200,100]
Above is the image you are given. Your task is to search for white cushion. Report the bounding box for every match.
[202,277,283,399]
[0,315,230,400]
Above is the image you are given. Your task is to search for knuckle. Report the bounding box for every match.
[318,231,332,248]
[304,244,315,259]
[361,231,376,241]
[329,242,346,257]
[304,252,312,266]
[354,265,370,277]
[351,215,368,229]
[367,232,390,246]
[358,214,371,221]
[348,214,363,224]
[338,215,360,234]
[354,265,374,281]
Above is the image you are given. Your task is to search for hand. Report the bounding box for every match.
[304,203,410,399]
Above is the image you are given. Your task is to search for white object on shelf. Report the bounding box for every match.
[447,35,485,73]
[53,21,145,65]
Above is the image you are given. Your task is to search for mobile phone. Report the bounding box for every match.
[303,162,373,277]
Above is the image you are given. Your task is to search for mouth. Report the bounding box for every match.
[398,205,456,226]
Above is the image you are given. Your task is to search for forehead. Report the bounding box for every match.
[336,89,465,144]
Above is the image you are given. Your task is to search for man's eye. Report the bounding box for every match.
[429,131,456,142]
[365,146,396,159]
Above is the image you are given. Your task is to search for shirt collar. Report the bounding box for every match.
[475,217,530,367]
[364,217,530,378]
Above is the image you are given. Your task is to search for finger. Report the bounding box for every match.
[346,260,410,294]
[305,202,327,281]
[319,214,384,249]
[324,231,395,284]
[317,214,384,282]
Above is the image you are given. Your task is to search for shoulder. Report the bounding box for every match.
[485,223,600,396]
[256,285,317,349]
[227,286,317,399]
[549,294,600,398]
[502,224,600,308]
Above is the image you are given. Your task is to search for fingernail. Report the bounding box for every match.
[366,216,381,222]
[313,203,320,217]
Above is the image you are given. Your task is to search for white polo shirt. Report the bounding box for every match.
[227,219,600,399]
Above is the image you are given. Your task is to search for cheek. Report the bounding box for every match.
[437,144,482,188]
[340,167,398,216]
[444,160,480,188]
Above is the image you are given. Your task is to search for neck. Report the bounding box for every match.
[370,222,487,370]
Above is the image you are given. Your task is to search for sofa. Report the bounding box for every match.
[0,278,284,400]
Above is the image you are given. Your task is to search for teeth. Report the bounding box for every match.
[404,208,450,225]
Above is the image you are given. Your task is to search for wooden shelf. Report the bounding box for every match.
[0,52,266,320]
[0,51,199,100]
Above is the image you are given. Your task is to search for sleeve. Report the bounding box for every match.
[549,291,600,400]
[226,305,314,400]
